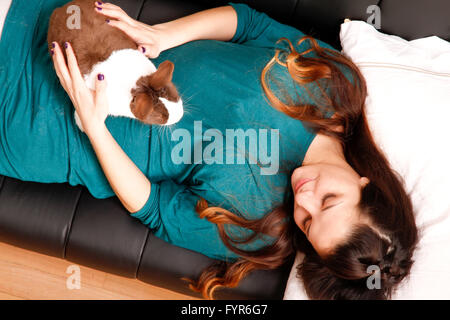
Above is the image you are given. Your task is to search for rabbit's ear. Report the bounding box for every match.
[131,92,169,125]
[147,60,175,90]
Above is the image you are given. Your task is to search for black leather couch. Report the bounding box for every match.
[0,0,448,300]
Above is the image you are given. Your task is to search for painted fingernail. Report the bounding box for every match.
[51,42,55,48]
[105,19,110,23]
[96,7,102,11]
[96,1,103,5]
[64,42,68,49]
[141,47,146,53]
[50,49,54,56]
[98,74,104,81]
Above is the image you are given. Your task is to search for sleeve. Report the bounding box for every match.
[129,182,162,229]
[129,179,242,262]
[228,2,306,46]
[227,2,338,52]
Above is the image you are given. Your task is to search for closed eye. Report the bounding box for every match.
[302,216,311,236]
[322,193,337,210]
[302,193,337,236]
[305,218,311,236]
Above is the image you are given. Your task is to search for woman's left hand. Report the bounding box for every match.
[50,41,109,136]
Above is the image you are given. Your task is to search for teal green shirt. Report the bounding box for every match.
[0,0,339,261]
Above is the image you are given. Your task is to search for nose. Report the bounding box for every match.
[295,190,321,217]
[163,98,184,125]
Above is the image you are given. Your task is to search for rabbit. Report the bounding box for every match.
[47,0,184,132]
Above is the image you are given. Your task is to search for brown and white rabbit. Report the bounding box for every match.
[47,0,183,131]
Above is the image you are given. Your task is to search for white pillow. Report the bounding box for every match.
[284,21,450,300]
[0,0,12,40]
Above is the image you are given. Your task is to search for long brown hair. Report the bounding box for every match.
[183,36,418,300]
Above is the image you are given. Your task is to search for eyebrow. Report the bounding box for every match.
[306,220,311,237]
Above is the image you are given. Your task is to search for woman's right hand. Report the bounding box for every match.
[94,2,165,58]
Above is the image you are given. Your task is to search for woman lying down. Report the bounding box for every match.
[0,0,418,299]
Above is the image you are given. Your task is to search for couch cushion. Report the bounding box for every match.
[64,190,149,278]
[137,233,294,299]
[0,176,81,257]
[379,0,450,41]
[291,0,380,48]
[109,0,145,19]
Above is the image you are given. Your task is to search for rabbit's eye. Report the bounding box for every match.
[156,87,167,98]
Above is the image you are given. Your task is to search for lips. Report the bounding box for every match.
[294,178,313,194]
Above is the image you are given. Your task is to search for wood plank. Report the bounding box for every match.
[0,241,200,300]
[0,290,23,300]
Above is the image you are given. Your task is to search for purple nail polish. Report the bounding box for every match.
[96,1,103,5]
[141,47,146,53]
[98,74,104,81]
[51,42,55,48]
[50,49,54,56]
[64,42,68,49]
[105,19,110,23]
[96,7,102,11]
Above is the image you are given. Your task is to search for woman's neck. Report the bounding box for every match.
[302,132,348,168]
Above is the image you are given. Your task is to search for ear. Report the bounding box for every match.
[131,92,169,125]
[148,60,175,90]
[360,176,370,188]
[132,93,154,120]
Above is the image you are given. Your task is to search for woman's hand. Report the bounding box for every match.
[51,41,108,136]
[94,1,165,58]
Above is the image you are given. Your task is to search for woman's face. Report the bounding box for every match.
[291,163,370,256]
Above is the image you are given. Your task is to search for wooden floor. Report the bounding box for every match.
[0,241,200,300]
